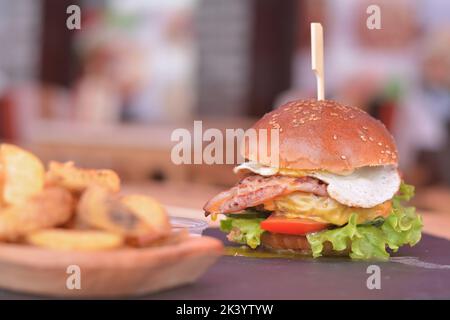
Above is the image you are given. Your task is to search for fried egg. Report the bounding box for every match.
[234,161,401,208]
[309,166,400,208]
[233,161,278,176]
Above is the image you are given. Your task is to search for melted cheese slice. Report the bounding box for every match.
[234,161,400,208]
[265,193,392,225]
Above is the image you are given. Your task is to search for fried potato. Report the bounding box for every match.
[127,229,189,248]
[121,194,170,233]
[46,161,120,193]
[26,229,123,251]
[0,187,74,241]
[0,144,45,206]
[77,186,171,242]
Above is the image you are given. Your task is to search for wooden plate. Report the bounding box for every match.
[0,236,223,298]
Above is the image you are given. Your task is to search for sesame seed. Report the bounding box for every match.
[333,135,338,140]
[362,126,368,131]
[369,137,374,142]
[341,155,347,160]
[360,135,367,141]
[378,142,383,146]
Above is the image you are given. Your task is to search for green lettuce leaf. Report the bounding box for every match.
[392,182,415,206]
[220,217,265,249]
[306,182,423,260]
[382,204,422,252]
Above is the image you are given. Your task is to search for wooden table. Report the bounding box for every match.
[123,182,450,240]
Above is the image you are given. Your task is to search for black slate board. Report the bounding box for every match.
[147,229,450,300]
[0,229,449,299]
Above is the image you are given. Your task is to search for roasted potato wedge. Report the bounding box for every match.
[0,143,175,251]
[26,229,124,251]
[77,186,171,242]
[46,161,120,193]
[121,195,170,232]
[127,229,189,248]
[0,144,45,206]
[0,187,74,241]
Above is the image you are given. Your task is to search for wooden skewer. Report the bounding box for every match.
[311,23,325,101]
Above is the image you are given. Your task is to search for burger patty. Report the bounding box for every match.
[204,174,328,216]
[261,232,311,251]
[261,232,350,256]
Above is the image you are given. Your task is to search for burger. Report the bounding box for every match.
[204,99,422,260]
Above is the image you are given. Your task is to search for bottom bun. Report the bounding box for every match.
[261,232,349,257]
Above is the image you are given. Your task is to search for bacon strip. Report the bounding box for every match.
[204,175,328,216]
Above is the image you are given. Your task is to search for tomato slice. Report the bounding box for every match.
[260,215,329,235]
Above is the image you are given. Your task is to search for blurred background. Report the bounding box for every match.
[1,0,450,213]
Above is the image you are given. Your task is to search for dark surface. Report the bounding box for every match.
[146,230,450,300]
[1,229,450,300]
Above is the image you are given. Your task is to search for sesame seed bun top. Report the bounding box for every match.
[243,99,398,174]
